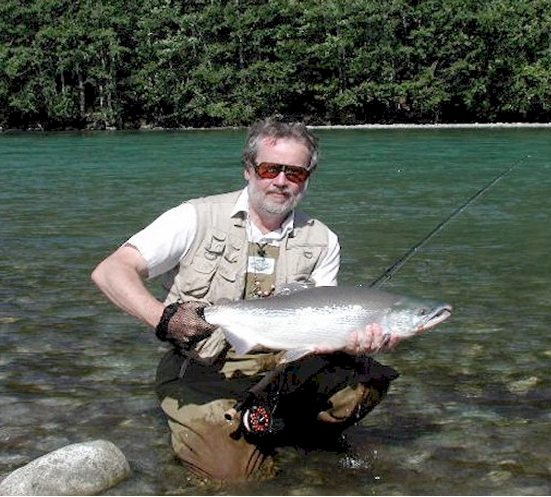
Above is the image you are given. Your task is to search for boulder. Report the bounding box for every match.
[0,439,131,495]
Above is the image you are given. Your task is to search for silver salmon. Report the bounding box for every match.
[203,286,452,362]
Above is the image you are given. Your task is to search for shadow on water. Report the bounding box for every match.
[349,412,443,447]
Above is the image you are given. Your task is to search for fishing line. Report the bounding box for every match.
[369,156,527,289]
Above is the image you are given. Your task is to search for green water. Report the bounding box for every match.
[1,128,550,495]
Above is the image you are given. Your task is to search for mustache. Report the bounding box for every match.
[266,186,292,196]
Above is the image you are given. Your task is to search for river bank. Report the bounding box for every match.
[313,122,551,129]
[2,121,551,133]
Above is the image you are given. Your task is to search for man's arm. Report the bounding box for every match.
[91,244,165,329]
[92,244,216,349]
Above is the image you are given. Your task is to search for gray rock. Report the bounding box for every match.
[0,439,131,495]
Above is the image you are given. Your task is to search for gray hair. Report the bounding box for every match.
[242,118,319,170]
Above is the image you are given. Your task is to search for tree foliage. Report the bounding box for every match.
[1,0,550,129]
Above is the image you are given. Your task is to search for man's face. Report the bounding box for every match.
[244,137,312,219]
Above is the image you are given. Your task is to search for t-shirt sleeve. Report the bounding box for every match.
[125,203,198,279]
[311,229,340,286]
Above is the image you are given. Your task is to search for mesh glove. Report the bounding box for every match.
[155,301,217,350]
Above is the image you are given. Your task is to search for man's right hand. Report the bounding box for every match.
[155,300,217,350]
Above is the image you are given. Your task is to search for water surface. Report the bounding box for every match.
[1,128,549,495]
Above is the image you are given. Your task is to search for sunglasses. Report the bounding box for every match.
[253,162,314,184]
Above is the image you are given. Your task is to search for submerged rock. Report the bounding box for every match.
[0,439,131,495]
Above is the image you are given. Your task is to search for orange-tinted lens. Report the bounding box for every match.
[255,162,311,183]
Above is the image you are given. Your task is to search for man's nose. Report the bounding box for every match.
[272,170,289,185]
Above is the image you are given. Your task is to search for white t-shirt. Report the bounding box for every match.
[126,189,340,285]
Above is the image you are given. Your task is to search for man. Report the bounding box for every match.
[92,119,400,482]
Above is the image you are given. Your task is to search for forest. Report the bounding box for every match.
[1,0,550,130]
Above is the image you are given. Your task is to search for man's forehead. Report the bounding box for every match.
[258,136,308,152]
[260,136,278,148]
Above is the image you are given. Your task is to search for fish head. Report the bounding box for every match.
[383,297,453,337]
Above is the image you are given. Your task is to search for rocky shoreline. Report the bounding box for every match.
[311,122,551,129]
[2,122,551,133]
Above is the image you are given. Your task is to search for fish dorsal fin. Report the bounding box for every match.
[275,281,314,297]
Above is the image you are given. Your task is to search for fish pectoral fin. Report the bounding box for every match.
[222,329,257,355]
[282,348,315,364]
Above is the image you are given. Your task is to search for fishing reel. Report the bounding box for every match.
[242,404,273,435]
[226,394,284,440]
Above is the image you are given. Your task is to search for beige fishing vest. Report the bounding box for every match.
[161,190,331,374]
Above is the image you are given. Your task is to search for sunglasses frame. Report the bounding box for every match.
[253,162,314,184]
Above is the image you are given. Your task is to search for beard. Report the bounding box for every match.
[248,183,305,218]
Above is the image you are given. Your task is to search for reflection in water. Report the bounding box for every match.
[1,128,550,495]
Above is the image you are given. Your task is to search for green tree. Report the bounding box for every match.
[2,0,551,129]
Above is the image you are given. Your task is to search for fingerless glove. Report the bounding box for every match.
[155,301,217,350]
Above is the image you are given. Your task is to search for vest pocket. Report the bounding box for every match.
[287,246,324,281]
[178,235,242,297]
[178,257,217,298]
[179,237,225,297]
[204,230,226,259]
[217,263,237,283]
[216,235,242,281]
[192,258,218,274]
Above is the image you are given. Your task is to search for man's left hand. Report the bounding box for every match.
[343,323,402,355]
[314,323,402,355]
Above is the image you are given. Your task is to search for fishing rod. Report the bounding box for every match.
[369,157,527,289]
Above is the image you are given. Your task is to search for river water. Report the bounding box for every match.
[1,127,550,495]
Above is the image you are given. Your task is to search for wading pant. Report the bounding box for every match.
[155,349,397,483]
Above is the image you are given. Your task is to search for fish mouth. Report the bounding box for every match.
[419,304,453,331]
